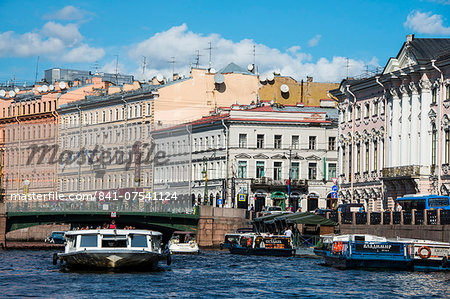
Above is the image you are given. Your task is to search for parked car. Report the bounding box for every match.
[44,231,66,244]
[261,206,284,216]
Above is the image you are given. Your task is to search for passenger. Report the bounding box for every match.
[284,227,292,238]
[109,220,116,229]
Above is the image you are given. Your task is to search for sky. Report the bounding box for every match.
[0,0,449,84]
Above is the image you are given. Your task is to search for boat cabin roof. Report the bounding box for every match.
[173,231,196,235]
[64,229,162,236]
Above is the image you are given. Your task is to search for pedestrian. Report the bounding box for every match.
[395,202,402,212]
[109,220,116,229]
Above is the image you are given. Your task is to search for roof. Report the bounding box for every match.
[218,62,253,75]
[64,229,162,235]
[273,212,337,226]
[405,38,450,63]
[253,212,293,222]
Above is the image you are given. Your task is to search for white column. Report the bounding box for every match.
[390,88,401,167]
[419,79,433,170]
[409,82,420,165]
[400,84,411,166]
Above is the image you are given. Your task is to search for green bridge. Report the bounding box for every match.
[0,201,200,247]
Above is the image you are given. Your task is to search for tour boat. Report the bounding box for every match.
[54,229,171,270]
[229,233,294,257]
[314,234,450,271]
[168,231,200,254]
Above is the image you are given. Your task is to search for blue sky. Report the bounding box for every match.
[0,0,449,83]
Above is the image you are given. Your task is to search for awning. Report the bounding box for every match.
[271,191,287,199]
[253,212,293,222]
[263,212,337,226]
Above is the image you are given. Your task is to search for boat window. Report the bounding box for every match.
[80,235,98,247]
[355,236,365,242]
[152,235,161,250]
[131,235,148,247]
[102,239,127,248]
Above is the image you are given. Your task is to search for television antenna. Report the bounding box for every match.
[34,56,39,84]
[194,50,202,68]
[205,42,216,71]
[346,57,350,79]
[169,57,176,75]
[114,55,119,85]
[142,56,147,76]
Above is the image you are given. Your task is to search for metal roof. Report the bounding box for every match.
[218,62,253,75]
[406,38,450,63]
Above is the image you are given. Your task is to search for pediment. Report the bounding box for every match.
[253,153,269,159]
[305,155,321,161]
[271,154,287,159]
[235,153,251,159]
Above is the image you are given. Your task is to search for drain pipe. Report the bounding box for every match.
[221,119,229,206]
[327,91,341,202]
[346,85,356,203]
[431,60,444,194]
[376,76,387,210]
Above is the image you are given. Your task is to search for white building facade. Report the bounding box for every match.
[153,102,338,212]
[331,35,450,211]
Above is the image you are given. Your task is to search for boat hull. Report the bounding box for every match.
[323,255,414,270]
[58,250,168,270]
[229,246,294,257]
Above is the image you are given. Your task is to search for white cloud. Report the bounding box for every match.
[0,22,104,63]
[128,24,376,82]
[42,22,83,47]
[308,34,321,47]
[43,6,87,21]
[62,44,105,63]
[404,10,450,34]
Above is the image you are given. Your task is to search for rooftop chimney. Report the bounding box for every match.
[406,34,415,43]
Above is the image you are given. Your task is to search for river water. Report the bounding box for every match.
[0,249,449,298]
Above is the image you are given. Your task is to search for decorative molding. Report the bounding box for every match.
[409,82,419,94]
[419,79,432,91]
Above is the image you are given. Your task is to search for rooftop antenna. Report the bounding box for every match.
[142,56,147,76]
[253,44,256,66]
[34,56,40,84]
[169,57,176,75]
[205,42,215,71]
[93,61,99,74]
[194,50,201,68]
[114,55,119,85]
[346,57,349,79]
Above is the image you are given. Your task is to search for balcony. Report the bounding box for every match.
[382,165,420,178]
[251,177,307,189]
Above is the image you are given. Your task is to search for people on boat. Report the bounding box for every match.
[284,227,292,238]
[109,220,116,229]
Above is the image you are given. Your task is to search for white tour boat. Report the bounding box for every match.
[54,229,171,270]
[168,231,200,254]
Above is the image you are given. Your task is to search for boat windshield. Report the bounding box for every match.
[80,235,98,247]
[102,235,127,248]
[130,235,148,247]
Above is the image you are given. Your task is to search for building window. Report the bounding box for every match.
[291,162,299,180]
[342,145,346,177]
[309,136,316,150]
[328,137,336,151]
[432,88,438,104]
[256,161,265,178]
[365,142,369,172]
[274,135,282,149]
[432,124,437,165]
[446,85,450,101]
[357,144,361,173]
[273,162,282,180]
[364,103,370,118]
[291,135,299,149]
[374,141,378,171]
[356,105,361,120]
[373,102,379,116]
[328,163,336,180]
[348,106,352,122]
[308,163,317,180]
[257,134,264,149]
[446,130,450,164]
[238,161,247,178]
[239,134,247,148]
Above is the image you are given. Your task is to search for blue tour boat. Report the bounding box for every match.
[314,234,450,271]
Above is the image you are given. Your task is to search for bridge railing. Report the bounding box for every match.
[326,209,449,226]
[6,199,195,215]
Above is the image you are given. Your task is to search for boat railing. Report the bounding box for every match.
[324,209,449,226]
